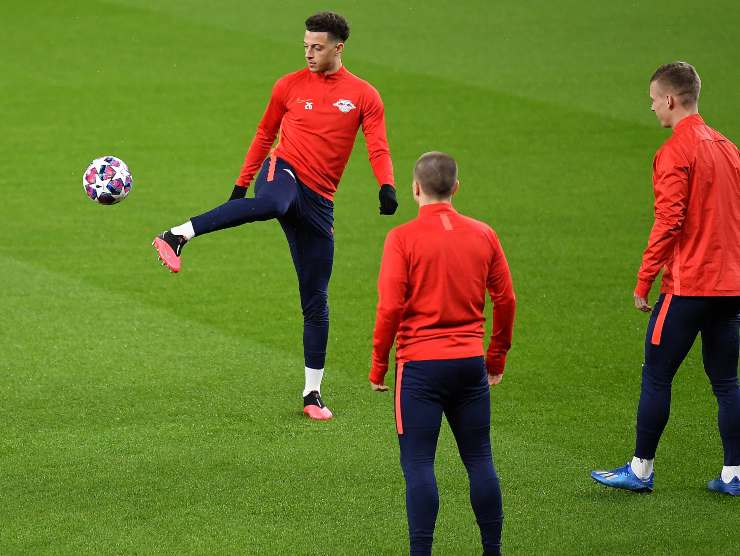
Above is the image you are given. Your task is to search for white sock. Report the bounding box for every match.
[721,465,740,483]
[630,457,654,480]
[171,221,195,241]
[303,367,324,397]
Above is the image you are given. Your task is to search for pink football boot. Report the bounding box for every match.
[303,391,333,420]
[152,231,187,273]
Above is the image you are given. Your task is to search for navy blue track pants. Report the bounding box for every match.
[635,294,740,465]
[396,356,503,556]
[190,157,334,369]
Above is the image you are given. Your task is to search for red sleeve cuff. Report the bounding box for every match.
[634,279,653,299]
[369,364,388,385]
[486,354,505,376]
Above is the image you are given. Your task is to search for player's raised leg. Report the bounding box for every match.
[702,297,740,495]
[153,157,298,272]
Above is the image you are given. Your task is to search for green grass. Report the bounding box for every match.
[1,0,739,553]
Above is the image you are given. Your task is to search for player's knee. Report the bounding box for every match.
[460,452,495,474]
[710,375,740,399]
[401,452,435,476]
[641,367,672,390]
[302,297,329,323]
[403,467,437,496]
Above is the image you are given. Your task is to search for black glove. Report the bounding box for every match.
[379,184,398,215]
[229,184,247,201]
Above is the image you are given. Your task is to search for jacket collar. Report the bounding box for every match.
[418,202,456,217]
[673,113,704,134]
[312,65,347,82]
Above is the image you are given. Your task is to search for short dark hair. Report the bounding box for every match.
[650,61,701,107]
[305,12,350,43]
[414,152,458,199]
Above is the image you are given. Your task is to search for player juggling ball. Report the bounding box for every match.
[592,62,740,496]
[153,12,397,420]
[370,152,516,555]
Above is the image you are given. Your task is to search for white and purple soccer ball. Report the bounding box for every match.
[82,155,132,205]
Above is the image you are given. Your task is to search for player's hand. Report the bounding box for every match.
[370,381,389,392]
[488,373,503,387]
[633,293,652,312]
[229,184,247,201]
[379,184,398,215]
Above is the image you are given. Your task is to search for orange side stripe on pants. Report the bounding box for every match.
[266,152,277,182]
[651,293,673,346]
[395,361,405,435]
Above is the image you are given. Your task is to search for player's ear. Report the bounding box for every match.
[451,181,460,196]
[335,41,344,55]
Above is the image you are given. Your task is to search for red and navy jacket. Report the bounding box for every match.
[236,66,394,201]
[636,114,740,298]
[370,203,516,384]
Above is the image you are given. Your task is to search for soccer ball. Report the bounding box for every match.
[82,156,132,205]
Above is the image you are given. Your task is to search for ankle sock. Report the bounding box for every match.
[171,221,195,241]
[303,367,324,397]
[721,465,740,483]
[630,457,654,480]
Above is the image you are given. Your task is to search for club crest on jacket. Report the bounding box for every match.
[333,99,356,113]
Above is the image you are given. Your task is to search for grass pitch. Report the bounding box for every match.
[2,1,739,554]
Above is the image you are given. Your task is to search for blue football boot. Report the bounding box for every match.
[591,463,654,493]
[707,476,740,496]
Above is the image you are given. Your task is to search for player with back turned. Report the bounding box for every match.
[592,62,740,495]
[370,152,516,555]
[152,12,398,420]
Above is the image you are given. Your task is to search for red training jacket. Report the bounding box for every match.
[235,66,394,200]
[636,114,740,298]
[370,203,516,384]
